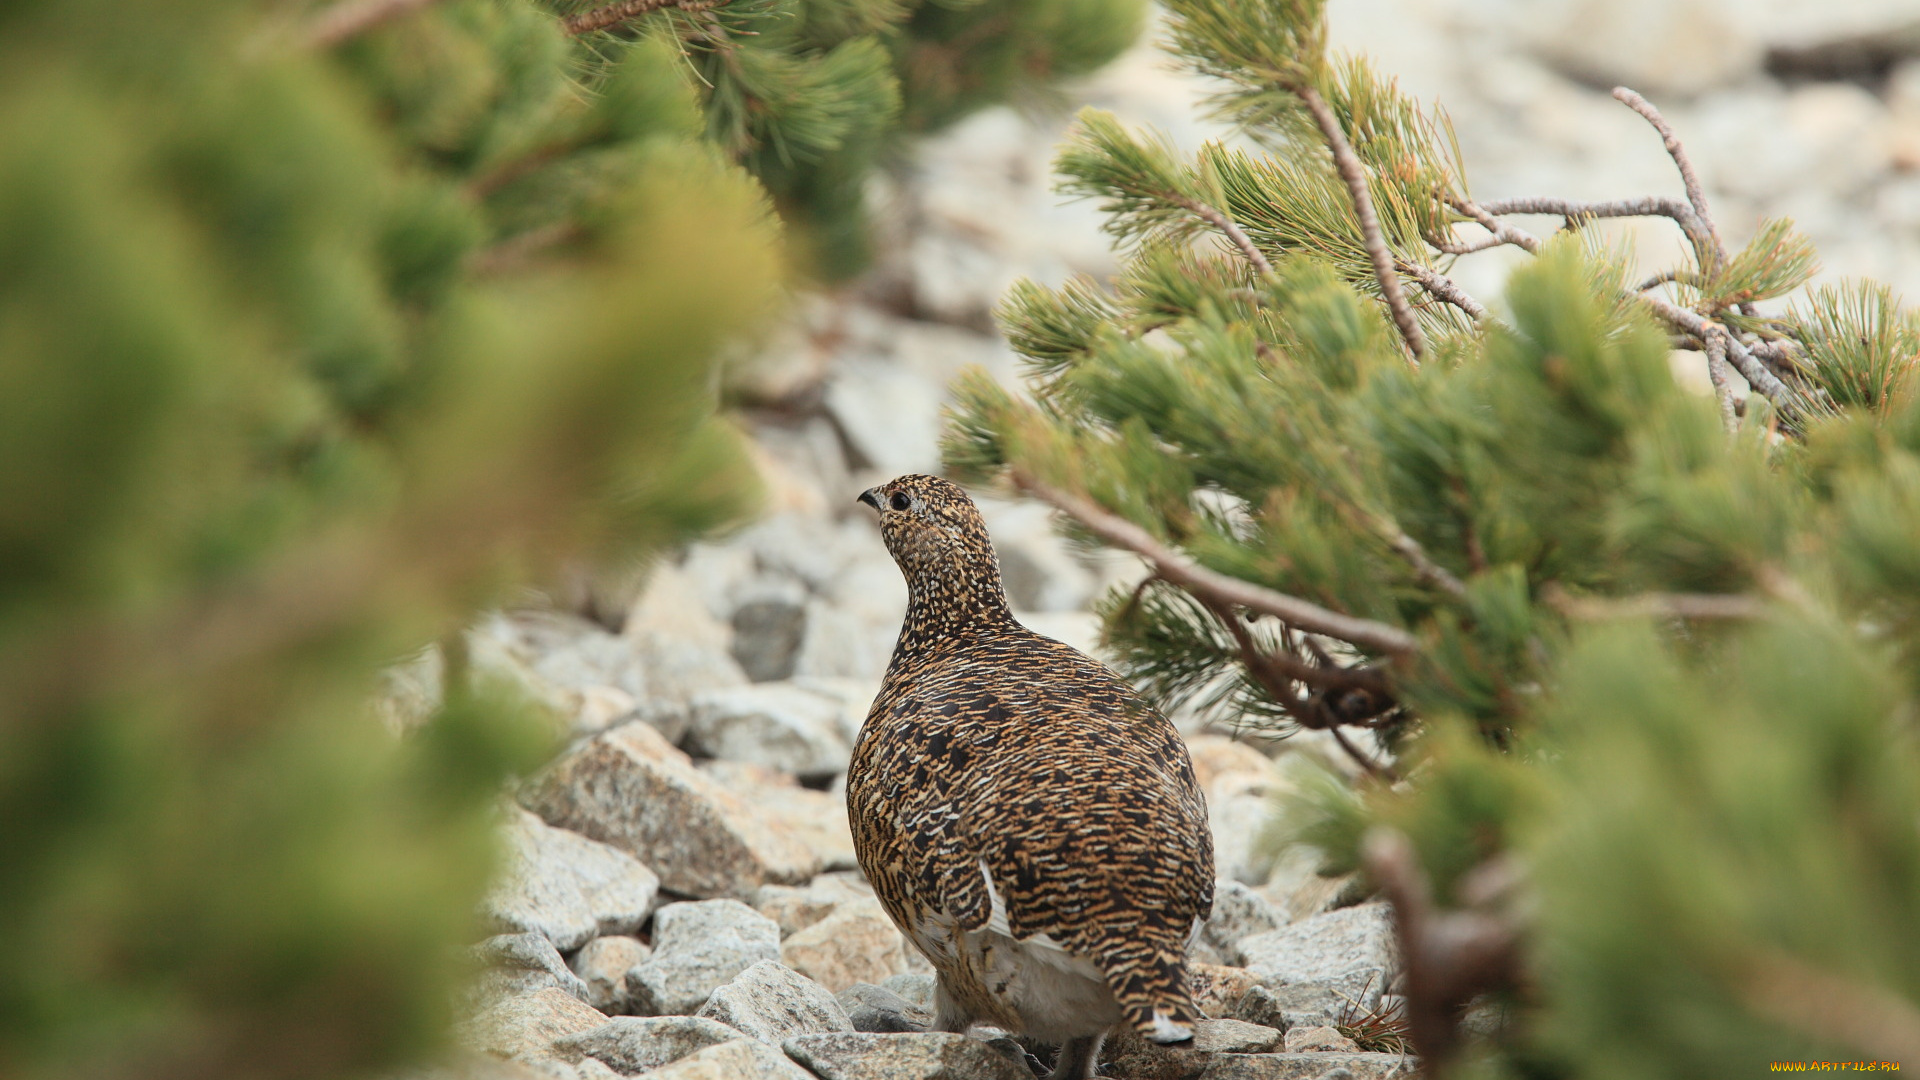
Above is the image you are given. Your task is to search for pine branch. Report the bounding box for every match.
[1010,469,1421,656]
[1398,260,1488,323]
[1174,195,1273,276]
[1479,195,1714,269]
[1642,294,1799,412]
[1704,326,1741,435]
[1199,596,1401,779]
[563,0,719,36]
[304,0,441,48]
[1364,830,1526,1069]
[1447,196,1541,253]
[1381,520,1472,599]
[1612,87,1728,273]
[1296,84,1427,364]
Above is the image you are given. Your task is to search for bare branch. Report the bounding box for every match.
[1010,470,1421,656]
[1641,294,1799,412]
[1447,196,1543,253]
[1702,327,1742,435]
[1331,727,1398,782]
[1398,260,1489,323]
[1364,829,1526,1069]
[1479,195,1715,268]
[563,0,717,36]
[1295,85,1427,365]
[1171,196,1273,277]
[304,0,440,48]
[1612,87,1729,272]
[1637,269,1685,293]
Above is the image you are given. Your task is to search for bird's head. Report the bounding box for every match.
[857,474,1007,611]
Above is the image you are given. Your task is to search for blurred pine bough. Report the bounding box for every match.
[0,0,1138,1074]
[950,0,1920,1074]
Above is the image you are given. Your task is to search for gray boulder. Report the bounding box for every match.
[696,960,854,1044]
[484,809,660,951]
[1239,902,1397,1026]
[1194,1054,1418,1079]
[568,935,651,1014]
[781,1032,1033,1080]
[521,721,819,898]
[552,1016,742,1074]
[752,873,874,937]
[1202,881,1286,967]
[455,986,608,1063]
[879,973,936,1010]
[646,1038,818,1080]
[684,683,854,782]
[471,933,592,1006]
[834,982,932,1033]
[629,899,782,1015]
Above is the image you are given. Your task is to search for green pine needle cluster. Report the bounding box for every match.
[955,0,1920,1073]
[0,1,781,1076]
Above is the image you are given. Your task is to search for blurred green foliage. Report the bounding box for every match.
[0,0,785,1075]
[955,0,1920,1072]
[538,0,1145,277]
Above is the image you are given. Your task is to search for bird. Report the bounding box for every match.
[846,473,1215,1080]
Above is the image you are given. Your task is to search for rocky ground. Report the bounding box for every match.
[426,3,1920,1077]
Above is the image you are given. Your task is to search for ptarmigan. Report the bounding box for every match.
[847,474,1215,1080]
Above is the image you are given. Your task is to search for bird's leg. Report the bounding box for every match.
[932,978,973,1034]
[1044,1033,1107,1080]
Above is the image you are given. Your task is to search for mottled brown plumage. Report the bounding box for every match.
[847,474,1214,1079]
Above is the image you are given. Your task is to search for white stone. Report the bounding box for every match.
[695,960,854,1044]
[483,810,660,951]
[569,935,651,1014]
[629,900,784,1015]
[685,682,856,781]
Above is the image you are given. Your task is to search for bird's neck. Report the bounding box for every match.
[897,550,1017,647]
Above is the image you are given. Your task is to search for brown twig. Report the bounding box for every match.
[1378,520,1471,599]
[1198,598,1401,780]
[1478,195,1715,270]
[1010,470,1420,656]
[1703,326,1742,435]
[1640,294,1798,412]
[1612,87,1728,273]
[468,222,583,276]
[1364,829,1526,1070]
[304,0,441,48]
[1398,261,1489,324]
[1173,196,1273,277]
[1295,85,1427,365]
[563,0,716,36]
[1447,196,1542,253]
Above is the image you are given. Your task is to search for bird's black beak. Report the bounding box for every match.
[857,488,883,511]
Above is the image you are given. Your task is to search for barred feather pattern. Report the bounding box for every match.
[847,474,1215,1053]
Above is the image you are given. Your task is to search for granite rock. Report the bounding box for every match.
[782,1032,1033,1080]
[646,1038,819,1080]
[685,683,855,782]
[551,1016,743,1074]
[695,960,855,1044]
[568,935,650,1014]
[456,986,608,1062]
[780,898,913,993]
[753,873,875,937]
[835,982,933,1033]
[521,721,819,898]
[1202,881,1286,967]
[1284,1024,1359,1053]
[629,900,783,1016]
[484,809,660,952]
[471,933,593,1006]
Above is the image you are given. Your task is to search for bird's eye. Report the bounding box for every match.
[889,492,911,512]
